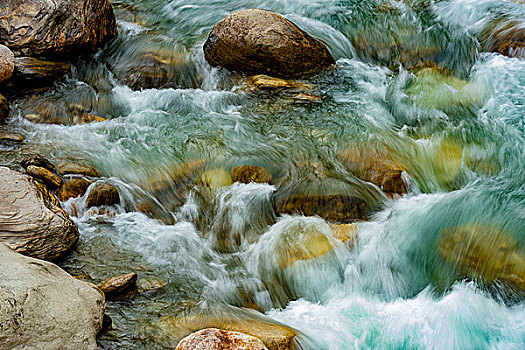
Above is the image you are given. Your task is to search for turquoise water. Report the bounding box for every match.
[3,0,525,348]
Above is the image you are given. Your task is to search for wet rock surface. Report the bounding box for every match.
[0,243,105,350]
[204,9,335,78]
[0,44,14,83]
[176,328,268,350]
[57,162,102,177]
[57,177,91,201]
[21,154,56,172]
[26,165,63,189]
[338,146,408,197]
[275,193,369,223]
[0,0,117,58]
[12,57,70,85]
[86,182,121,207]
[438,223,525,294]
[0,93,8,124]
[99,272,138,300]
[231,165,272,184]
[0,166,78,260]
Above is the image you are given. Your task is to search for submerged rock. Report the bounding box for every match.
[86,182,120,208]
[0,93,8,124]
[176,328,268,350]
[405,67,489,112]
[231,165,272,184]
[338,146,408,197]
[481,19,525,58]
[0,132,23,143]
[276,192,369,223]
[0,243,104,349]
[57,177,91,201]
[199,168,233,191]
[57,162,102,177]
[438,223,525,294]
[0,44,15,83]
[12,57,70,85]
[98,272,138,300]
[26,165,62,189]
[0,167,78,260]
[204,9,335,78]
[0,0,116,57]
[244,75,314,93]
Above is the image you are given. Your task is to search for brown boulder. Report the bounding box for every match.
[21,154,55,172]
[0,93,8,124]
[276,193,369,223]
[231,165,272,184]
[338,146,408,197]
[204,9,334,78]
[0,0,116,58]
[0,44,14,83]
[86,182,120,207]
[57,177,91,201]
[26,165,62,189]
[176,328,268,350]
[0,167,78,260]
[13,57,70,84]
[57,162,102,177]
[98,272,138,300]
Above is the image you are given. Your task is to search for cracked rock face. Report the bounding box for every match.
[0,0,117,57]
[0,243,105,350]
[0,166,79,260]
[203,9,335,78]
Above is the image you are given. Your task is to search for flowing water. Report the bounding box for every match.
[2,0,525,349]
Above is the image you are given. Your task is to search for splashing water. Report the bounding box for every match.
[2,0,525,349]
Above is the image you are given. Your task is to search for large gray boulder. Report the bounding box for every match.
[0,44,14,83]
[0,166,79,260]
[0,0,117,57]
[203,9,335,78]
[0,243,105,349]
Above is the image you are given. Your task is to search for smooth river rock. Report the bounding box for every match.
[57,177,91,202]
[0,0,117,58]
[176,328,268,350]
[86,182,121,207]
[231,165,272,184]
[0,166,79,260]
[0,243,105,349]
[99,272,138,300]
[26,165,63,189]
[0,44,14,83]
[204,9,335,78]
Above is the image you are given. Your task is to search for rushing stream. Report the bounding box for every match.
[2,0,525,349]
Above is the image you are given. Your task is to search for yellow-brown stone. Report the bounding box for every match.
[26,165,62,189]
[438,223,525,292]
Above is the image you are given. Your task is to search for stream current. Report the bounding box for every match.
[2,0,525,349]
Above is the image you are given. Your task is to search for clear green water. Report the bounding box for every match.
[2,0,525,349]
